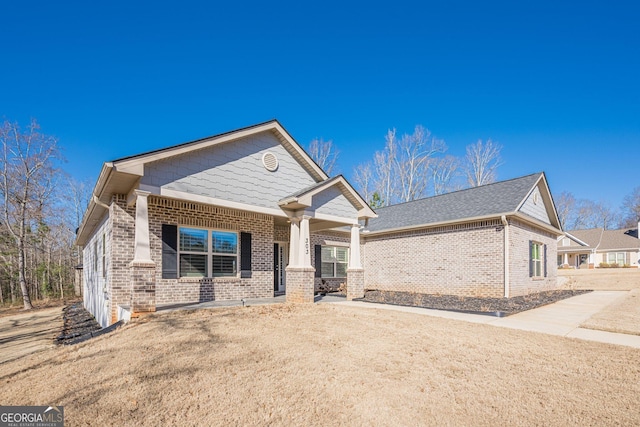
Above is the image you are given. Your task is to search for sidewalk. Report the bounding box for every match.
[331,291,640,349]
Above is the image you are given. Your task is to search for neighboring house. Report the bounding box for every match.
[76,120,564,327]
[558,227,640,269]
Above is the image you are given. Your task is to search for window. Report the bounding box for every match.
[321,246,348,278]
[530,242,543,278]
[606,252,626,266]
[178,227,237,277]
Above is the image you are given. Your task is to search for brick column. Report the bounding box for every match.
[130,261,157,314]
[346,268,364,300]
[285,267,315,303]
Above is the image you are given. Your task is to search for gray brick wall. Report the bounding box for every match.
[363,220,505,298]
[508,219,559,296]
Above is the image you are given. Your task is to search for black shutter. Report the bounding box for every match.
[544,244,548,277]
[314,245,322,278]
[162,224,178,279]
[240,232,252,278]
[528,240,533,277]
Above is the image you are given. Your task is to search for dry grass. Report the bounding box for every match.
[559,268,640,291]
[581,289,640,336]
[1,304,639,426]
[560,269,640,335]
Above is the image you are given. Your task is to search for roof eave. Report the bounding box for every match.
[364,212,515,236]
[75,162,114,246]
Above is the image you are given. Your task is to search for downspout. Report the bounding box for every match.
[501,215,509,298]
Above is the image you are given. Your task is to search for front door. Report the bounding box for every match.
[273,242,288,293]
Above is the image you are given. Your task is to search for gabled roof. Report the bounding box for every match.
[278,175,377,219]
[76,120,332,246]
[563,229,603,250]
[364,172,561,234]
[568,228,640,252]
[559,232,591,247]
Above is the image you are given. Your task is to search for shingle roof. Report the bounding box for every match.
[365,173,543,233]
[566,228,640,251]
[565,229,604,248]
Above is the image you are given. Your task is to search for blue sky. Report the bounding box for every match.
[2,1,638,211]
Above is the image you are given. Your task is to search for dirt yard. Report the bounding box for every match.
[1,303,639,426]
[0,306,62,364]
[560,268,640,335]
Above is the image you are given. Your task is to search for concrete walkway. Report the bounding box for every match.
[331,291,640,349]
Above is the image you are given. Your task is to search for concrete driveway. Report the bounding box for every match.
[0,307,63,364]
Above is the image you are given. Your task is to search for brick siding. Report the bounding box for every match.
[508,219,559,296]
[363,220,506,298]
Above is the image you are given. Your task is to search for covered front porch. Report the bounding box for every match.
[558,250,594,269]
[276,176,375,303]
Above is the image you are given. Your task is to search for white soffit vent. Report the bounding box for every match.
[262,152,279,171]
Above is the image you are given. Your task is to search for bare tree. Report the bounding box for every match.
[66,177,93,230]
[555,191,577,230]
[353,162,374,206]
[373,129,397,207]
[571,199,619,230]
[0,119,60,309]
[430,155,460,195]
[353,126,455,207]
[463,139,503,187]
[308,138,339,175]
[394,126,446,202]
[621,186,640,228]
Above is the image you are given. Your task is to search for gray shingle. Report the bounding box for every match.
[365,173,543,233]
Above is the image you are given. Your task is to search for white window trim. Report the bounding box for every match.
[321,246,349,279]
[178,226,238,278]
[531,241,543,278]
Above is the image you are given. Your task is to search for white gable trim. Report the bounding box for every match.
[514,173,562,230]
[279,175,377,220]
[113,121,328,182]
[559,232,590,247]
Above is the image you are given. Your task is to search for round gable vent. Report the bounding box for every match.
[262,152,279,172]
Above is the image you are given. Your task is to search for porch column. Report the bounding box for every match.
[288,218,300,267]
[130,190,156,316]
[563,253,568,265]
[348,224,362,269]
[285,215,315,304]
[298,215,312,268]
[347,223,365,301]
[132,190,154,263]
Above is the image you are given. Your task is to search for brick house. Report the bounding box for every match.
[76,120,563,327]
